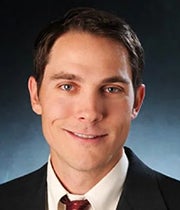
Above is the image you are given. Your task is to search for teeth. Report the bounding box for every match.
[74,132,97,139]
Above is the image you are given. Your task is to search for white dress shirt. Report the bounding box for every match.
[47,148,129,210]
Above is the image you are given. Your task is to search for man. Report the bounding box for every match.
[0,7,179,210]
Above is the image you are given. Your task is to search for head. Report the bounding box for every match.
[28,7,145,187]
[33,7,144,92]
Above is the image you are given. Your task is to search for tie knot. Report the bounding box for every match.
[61,195,90,210]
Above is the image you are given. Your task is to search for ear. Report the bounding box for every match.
[28,76,42,115]
[131,84,145,120]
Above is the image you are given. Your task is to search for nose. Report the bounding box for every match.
[75,92,105,123]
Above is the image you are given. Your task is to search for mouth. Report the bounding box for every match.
[65,130,107,140]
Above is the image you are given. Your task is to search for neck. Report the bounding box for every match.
[50,150,122,194]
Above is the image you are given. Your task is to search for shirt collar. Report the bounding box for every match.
[47,148,128,210]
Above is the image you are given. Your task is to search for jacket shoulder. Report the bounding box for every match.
[0,164,47,198]
[124,147,180,210]
[156,172,180,209]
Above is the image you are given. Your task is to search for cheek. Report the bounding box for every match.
[109,112,132,133]
[41,95,74,120]
[106,99,134,133]
[40,97,74,146]
[107,98,134,119]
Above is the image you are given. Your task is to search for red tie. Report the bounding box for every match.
[61,195,90,210]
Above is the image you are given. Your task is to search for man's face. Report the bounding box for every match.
[29,31,145,175]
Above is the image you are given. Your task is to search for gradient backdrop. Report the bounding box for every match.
[0,0,180,183]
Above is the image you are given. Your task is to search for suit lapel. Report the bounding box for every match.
[116,193,132,210]
[116,147,167,210]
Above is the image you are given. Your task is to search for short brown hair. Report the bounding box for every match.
[33,7,144,91]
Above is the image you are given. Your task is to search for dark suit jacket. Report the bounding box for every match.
[0,147,180,210]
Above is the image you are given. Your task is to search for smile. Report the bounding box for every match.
[73,132,99,139]
[66,130,107,140]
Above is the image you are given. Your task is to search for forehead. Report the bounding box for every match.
[45,31,132,80]
[51,31,128,58]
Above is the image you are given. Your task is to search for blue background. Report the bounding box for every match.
[0,0,180,183]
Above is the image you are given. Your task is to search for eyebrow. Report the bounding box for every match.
[50,72,83,82]
[101,76,130,84]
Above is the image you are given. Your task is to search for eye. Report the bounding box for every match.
[104,86,123,94]
[60,84,74,91]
